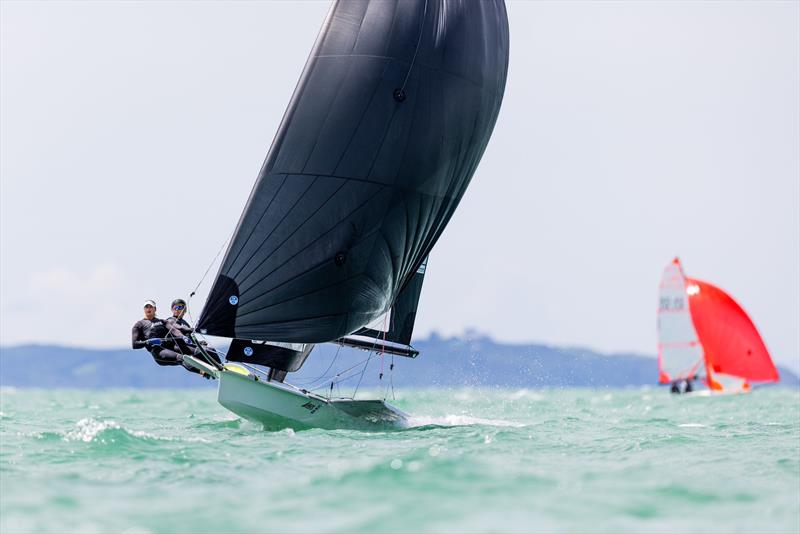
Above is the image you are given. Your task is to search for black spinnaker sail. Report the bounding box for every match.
[198,0,509,344]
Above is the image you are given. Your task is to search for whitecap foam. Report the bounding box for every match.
[64,418,122,442]
[63,417,209,443]
[677,423,707,428]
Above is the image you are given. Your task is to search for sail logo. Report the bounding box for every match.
[243,346,253,357]
[229,295,239,305]
[686,284,700,296]
[659,297,685,310]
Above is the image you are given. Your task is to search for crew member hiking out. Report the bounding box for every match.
[165,298,223,368]
[132,299,198,374]
[131,300,158,350]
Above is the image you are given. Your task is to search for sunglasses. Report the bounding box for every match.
[173,305,185,311]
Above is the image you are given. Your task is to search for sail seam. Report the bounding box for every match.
[232,175,321,281]
[237,176,346,288]
[235,187,388,311]
[332,59,393,177]
[224,174,289,276]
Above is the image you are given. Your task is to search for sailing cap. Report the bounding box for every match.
[143,299,156,308]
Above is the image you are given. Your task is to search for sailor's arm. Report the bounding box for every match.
[166,317,193,336]
[132,322,147,349]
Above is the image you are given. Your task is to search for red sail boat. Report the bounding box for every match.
[657,258,779,394]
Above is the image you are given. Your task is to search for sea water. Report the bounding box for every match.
[1,387,798,534]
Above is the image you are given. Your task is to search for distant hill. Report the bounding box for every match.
[1,334,797,389]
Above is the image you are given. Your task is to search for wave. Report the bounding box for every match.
[35,418,211,448]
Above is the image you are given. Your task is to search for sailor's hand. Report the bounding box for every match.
[145,338,162,347]
[183,336,194,345]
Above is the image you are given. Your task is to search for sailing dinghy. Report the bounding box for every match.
[657,258,779,395]
[183,0,510,430]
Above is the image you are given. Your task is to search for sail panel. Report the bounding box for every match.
[686,278,779,383]
[657,259,705,383]
[198,0,509,342]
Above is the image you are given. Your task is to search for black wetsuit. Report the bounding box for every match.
[131,318,155,350]
[165,316,194,353]
[142,317,187,367]
[166,315,222,367]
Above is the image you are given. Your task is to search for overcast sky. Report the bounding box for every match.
[2,0,798,371]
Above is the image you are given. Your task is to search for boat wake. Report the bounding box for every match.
[406,414,525,429]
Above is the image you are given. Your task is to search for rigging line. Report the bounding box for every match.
[185,234,232,329]
[312,354,374,387]
[293,344,342,385]
[308,364,371,393]
[352,351,373,399]
[189,234,230,301]
[390,353,395,401]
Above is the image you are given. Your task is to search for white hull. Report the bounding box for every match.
[184,356,409,431]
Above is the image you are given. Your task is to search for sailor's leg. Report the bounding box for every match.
[149,347,184,367]
[191,345,223,367]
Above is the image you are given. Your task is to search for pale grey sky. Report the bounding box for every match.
[2,1,798,371]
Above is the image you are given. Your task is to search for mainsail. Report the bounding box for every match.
[657,258,779,390]
[197,0,510,344]
[657,258,704,383]
[337,256,428,357]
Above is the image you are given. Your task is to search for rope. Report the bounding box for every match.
[186,234,230,326]
[309,357,374,394]
[352,352,374,399]
[293,344,342,386]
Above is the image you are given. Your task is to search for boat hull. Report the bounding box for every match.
[217,364,409,431]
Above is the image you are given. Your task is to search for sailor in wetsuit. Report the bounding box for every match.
[131,300,158,350]
[164,298,222,368]
[670,378,694,394]
[132,300,189,368]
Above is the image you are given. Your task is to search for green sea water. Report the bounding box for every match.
[1,387,798,534]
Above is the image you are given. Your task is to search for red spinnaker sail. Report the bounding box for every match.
[686,278,779,383]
